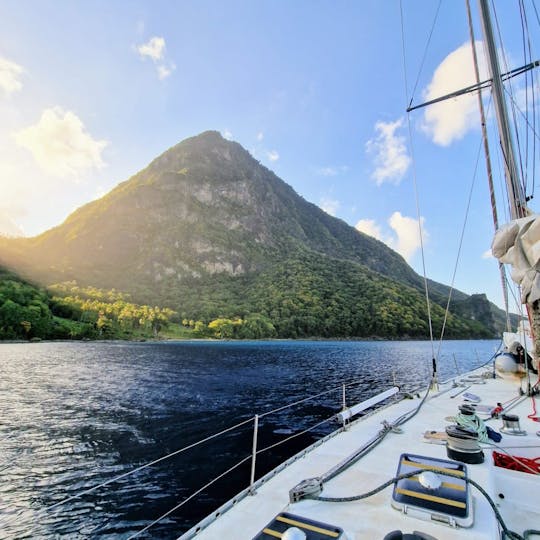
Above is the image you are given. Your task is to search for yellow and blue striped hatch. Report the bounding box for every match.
[391,453,473,528]
[253,512,344,539]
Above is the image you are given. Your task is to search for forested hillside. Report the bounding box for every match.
[0,131,510,339]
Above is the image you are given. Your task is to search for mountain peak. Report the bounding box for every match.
[147,130,248,175]
[0,131,504,338]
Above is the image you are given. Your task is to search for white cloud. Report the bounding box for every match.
[366,118,410,185]
[137,36,166,62]
[136,36,175,80]
[257,131,264,141]
[389,211,427,262]
[267,150,279,162]
[482,249,493,259]
[422,41,487,146]
[14,107,108,177]
[355,218,383,240]
[222,129,233,140]
[320,197,340,216]
[0,56,24,96]
[157,63,175,80]
[355,211,427,262]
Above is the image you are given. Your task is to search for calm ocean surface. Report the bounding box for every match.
[0,339,499,539]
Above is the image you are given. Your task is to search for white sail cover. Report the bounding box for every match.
[492,214,540,303]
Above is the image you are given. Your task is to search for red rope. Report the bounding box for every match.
[528,396,540,422]
[493,450,540,474]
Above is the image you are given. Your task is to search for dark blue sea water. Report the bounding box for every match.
[0,339,499,539]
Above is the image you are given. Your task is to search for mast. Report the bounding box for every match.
[477,0,527,220]
[466,0,511,332]
[478,0,540,381]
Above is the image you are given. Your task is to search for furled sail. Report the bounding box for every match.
[492,215,540,303]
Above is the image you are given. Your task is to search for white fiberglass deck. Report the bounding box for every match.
[183,367,540,540]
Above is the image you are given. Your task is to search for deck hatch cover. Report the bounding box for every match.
[391,453,473,528]
[253,512,344,539]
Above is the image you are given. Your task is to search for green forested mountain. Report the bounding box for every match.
[0,268,179,340]
[0,267,92,340]
[0,131,509,339]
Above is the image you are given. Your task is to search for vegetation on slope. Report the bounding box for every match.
[0,268,93,340]
[0,132,509,339]
[0,270,179,341]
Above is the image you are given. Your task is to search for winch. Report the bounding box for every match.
[500,413,527,436]
[445,424,484,464]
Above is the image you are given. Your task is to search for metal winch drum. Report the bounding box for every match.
[500,413,527,436]
[445,424,484,464]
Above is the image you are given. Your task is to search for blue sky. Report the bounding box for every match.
[0,0,538,312]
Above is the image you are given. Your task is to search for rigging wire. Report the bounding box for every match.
[534,0,540,26]
[525,0,539,201]
[491,0,529,203]
[467,0,512,329]
[436,131,483,357]
[504,86,540,143]
[518,0,532,196]
[406,0,442,108]
[399,0,436,371]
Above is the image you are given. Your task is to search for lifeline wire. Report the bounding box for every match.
[1,373,394,532]
[127,455,252,539]
[121,380,398,537]
[256,416,335,455]
[0,415,254,529]
[321,376,433,484]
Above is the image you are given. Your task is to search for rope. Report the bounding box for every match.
[467,0,513,330]
[435,128,483,355]
[484,441,540,475]
[492,450,540,474]
[314,468,523,540]
[259,375,399,420]
[455,411,489,442]
[491,0,529,205]
[528,396,540,422]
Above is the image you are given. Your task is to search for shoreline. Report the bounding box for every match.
[0,335,500,345]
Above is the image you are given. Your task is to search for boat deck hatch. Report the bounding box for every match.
[391,453,473,528]
[252,512,344,539]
